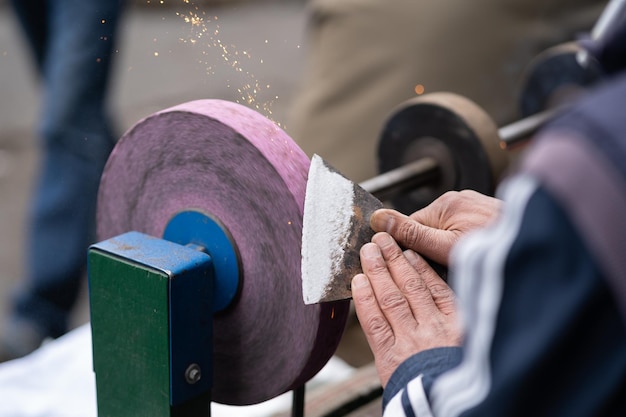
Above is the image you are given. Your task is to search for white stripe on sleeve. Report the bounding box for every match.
[384,375,435,417]
[428,175,539,417]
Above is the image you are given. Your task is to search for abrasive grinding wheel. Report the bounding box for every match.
[96,99,350,406]
[378,92,509,214]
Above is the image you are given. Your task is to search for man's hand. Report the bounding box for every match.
[352,232,462,387]
[370,190,502,265]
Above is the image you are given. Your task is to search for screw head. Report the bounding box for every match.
[185,363,202,384]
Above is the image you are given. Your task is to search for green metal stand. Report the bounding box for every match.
[89,231,214,417]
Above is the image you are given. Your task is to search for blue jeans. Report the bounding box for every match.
[9,0,125,340]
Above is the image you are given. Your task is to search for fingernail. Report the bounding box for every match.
[403,249,420,266]
[372,232,394,248]
[361,242,380,259]
[352,274,368,288]
[403,249,419,261]
[371,210,393,233]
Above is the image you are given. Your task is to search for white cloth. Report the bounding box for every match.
[0,323,354,417]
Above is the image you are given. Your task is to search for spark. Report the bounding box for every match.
[176,2,281,123]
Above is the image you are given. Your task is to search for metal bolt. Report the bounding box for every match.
[185,363,202,384]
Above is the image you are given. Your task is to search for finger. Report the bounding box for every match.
[359,242,418,333]
[404,249,456,315]
[370,209,453,265]
[351,273,395,354]
[371,233,440,320]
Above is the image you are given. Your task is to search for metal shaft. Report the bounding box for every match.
[591,0,626,40]
[360,157,440,201]
[498,107,558,147]
[361,108,552,200]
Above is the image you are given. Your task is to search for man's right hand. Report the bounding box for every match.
[370,190,502,265]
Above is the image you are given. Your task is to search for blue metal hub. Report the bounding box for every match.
[163,210,241,313]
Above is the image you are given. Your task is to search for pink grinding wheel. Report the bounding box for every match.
[96,99,350,405]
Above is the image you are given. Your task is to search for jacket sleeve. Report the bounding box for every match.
[383,347,462,411]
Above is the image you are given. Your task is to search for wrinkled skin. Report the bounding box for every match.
[352,190,502,386]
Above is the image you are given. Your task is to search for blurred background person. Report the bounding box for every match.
[0,0,126,361]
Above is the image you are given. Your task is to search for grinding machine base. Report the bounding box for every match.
[90,232,213,417]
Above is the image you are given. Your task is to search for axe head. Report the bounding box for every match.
[301,154,383,304]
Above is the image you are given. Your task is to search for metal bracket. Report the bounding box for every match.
[89,231,213,417]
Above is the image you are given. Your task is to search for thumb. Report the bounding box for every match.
[370,209,454,265]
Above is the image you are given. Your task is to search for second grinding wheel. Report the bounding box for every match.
[96,99,350,406]
[378,92,509,213]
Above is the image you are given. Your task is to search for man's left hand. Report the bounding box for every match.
[351,232,462,387]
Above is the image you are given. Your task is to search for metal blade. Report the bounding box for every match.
[301,154,383,304]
